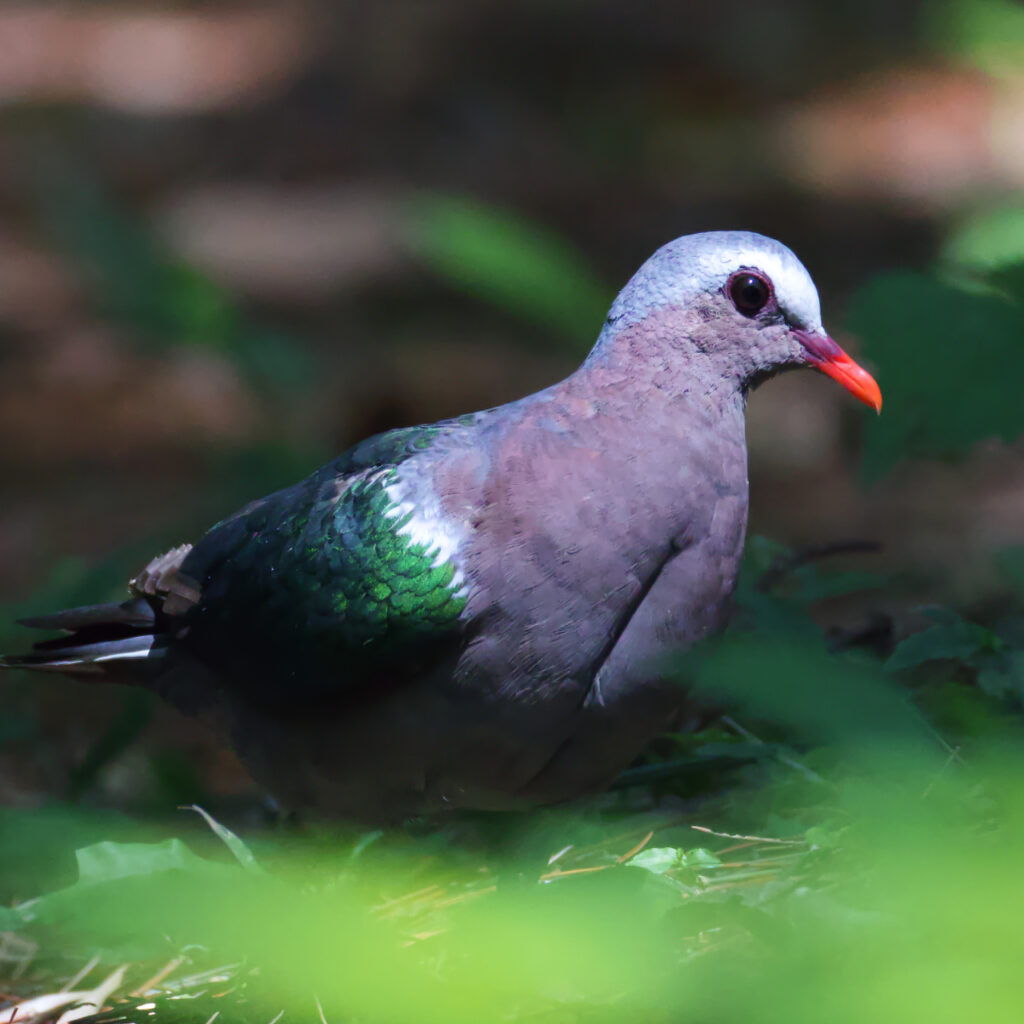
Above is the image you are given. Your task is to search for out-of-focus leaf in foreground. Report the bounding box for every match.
[8,744,1024,1023]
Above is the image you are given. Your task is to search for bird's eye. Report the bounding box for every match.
[727,271,772,317]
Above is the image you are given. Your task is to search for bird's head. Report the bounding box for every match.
[595,231,881,412]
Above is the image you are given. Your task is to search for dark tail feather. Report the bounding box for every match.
[18,597,154,632]
[2,598,164,679]
[1,635,161,674]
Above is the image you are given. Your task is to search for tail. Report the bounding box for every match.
[0,597,165,679]
[1,544,201,681]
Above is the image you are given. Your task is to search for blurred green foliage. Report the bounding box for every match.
[942,205,1024,274]
[886,607,1002,671]
[408,194,611,348]
[6,540,1024,1022]
[925,0,1024,77]
[34,169,315,396]
[5,702,1024,1022]
[847,270,1024,480]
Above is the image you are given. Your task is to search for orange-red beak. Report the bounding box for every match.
[792,329,882,413]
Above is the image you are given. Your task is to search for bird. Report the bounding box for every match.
[1,231,881,822]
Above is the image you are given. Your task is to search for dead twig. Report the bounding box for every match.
[756,540,881,593]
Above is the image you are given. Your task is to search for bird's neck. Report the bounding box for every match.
[517,333,750,519]
[581,308,757,402]
[570,313,750,437]
[457,338,751,608]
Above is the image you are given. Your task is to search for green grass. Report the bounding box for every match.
[3,736,1024,1023]
[4,581,1024,1023]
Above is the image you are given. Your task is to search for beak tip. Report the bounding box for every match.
[864,383,883,415]
[794,329,882,416]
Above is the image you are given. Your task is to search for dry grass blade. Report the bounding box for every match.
[131,960,185,998]
[690,825,806,845]
[59,960,99,995]
[5,966,126,1024]
[616,830,655,863]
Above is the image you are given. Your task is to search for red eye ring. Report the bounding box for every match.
[727,271,772,317]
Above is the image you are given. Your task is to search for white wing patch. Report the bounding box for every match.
[383,471,469,598]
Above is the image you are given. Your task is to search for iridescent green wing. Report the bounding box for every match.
[177,422,474,705]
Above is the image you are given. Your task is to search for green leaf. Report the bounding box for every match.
[74,838,214,886]
[976,650,1024,700]
[628,846,722,875]
[846,271,1024,479]
[977,666,1015,698]
[407,194,610,346]
[9,836,255,961]
[628,847,683,874]
[925,0,1024,79]
[681,848,724,870]
[186,805,264,875]
[804,825,841,850]
[886,610,997,672]
[684,633,926,750]
[942,206,1024,274]
[16,837,235,928]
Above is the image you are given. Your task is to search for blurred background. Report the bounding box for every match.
[1,0,1023,815]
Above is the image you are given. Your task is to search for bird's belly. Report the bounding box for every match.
[224,675,591,820]
[224,555,739,821]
